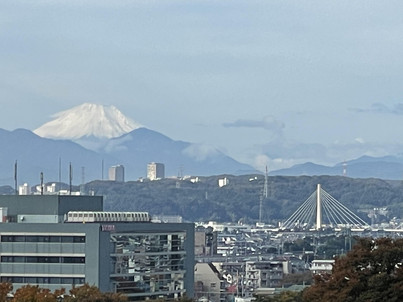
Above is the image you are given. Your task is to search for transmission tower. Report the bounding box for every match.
[259,166,269,223]
[263,166,268,198]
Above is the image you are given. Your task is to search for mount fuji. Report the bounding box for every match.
[34,103,142,140]
[0,103,256,185]
[33,103,144,152]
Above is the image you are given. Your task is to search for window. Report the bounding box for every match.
[73,236,86,243]
[1,235,85,243]
[63,257,85,264]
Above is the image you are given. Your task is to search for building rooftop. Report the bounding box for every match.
[0,195,103,218]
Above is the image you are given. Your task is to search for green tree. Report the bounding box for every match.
[302,237,403,302]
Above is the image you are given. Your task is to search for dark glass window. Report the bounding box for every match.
[25,277,37,283]
[73,278,85,284]
[1,236,12,242]
[50,277,61,284]
[14,236,25,242]
[13,256,25,263]
[25,236,39,242]
[49,236,61,243]
[63,257,85,264]
[13,277,23,283]
[61,236,74,243]
[73,236,86,243]
[1,235,85,243]
[63,278,73,284]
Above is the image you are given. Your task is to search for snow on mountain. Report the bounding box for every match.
[34,103,142,139]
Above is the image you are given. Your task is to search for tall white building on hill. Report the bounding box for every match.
[109,165,125,182]
[147,162,165,180]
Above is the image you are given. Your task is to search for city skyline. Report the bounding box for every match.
[1,1,403,171]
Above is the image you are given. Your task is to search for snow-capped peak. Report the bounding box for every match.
[34,103,142,139]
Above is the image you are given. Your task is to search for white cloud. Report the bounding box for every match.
[103,135,132,153]
[354,137,365,144]
[253,154,270,171]
[350,103,403,115]
[253,154,298,172]
[222,116,285,138]
[182,143,219,161]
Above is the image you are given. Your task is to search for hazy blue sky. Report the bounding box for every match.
[1,0,403,171]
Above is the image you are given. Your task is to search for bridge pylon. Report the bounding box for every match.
[281,184,369,231]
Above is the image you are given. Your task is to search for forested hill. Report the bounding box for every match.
[83,175,403,224]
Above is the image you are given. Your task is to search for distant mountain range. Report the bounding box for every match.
[270,155,403,180]
[0,127,256,185]
[2,103,403,186]
[0,103,256,185]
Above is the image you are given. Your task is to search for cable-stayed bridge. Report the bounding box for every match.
[281,184,369,230]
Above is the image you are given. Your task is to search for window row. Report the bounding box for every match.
[67,211,149,222]
[0,276,85,285]
[1,235,85,243]
[1,256,85,264]
[111,233,185,253]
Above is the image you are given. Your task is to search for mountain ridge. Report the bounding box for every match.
[270,156,403,180]
[0,127,256,185]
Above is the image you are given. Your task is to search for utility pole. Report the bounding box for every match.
[40,172,44,195]
[69,162,73,195]
[14,160,18,195]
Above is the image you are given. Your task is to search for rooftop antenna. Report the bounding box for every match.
[81,166,85,195]
[40,172,44,195]
[178,165,183,179]
[14,160,18,195]
[69,162,73,195]
[58,157,61,192]
[102,159,104,180]
[81,166,85,185]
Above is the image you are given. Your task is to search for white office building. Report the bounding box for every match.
[109,165,125,182]
[147,162,165,180]
[18,183,31,195]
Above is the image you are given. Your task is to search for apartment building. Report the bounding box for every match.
[0,195,194,301]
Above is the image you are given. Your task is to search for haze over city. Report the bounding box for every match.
[2,1,403,172]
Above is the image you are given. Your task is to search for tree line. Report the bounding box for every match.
[0,283,127,302]
[84,175,403,223]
